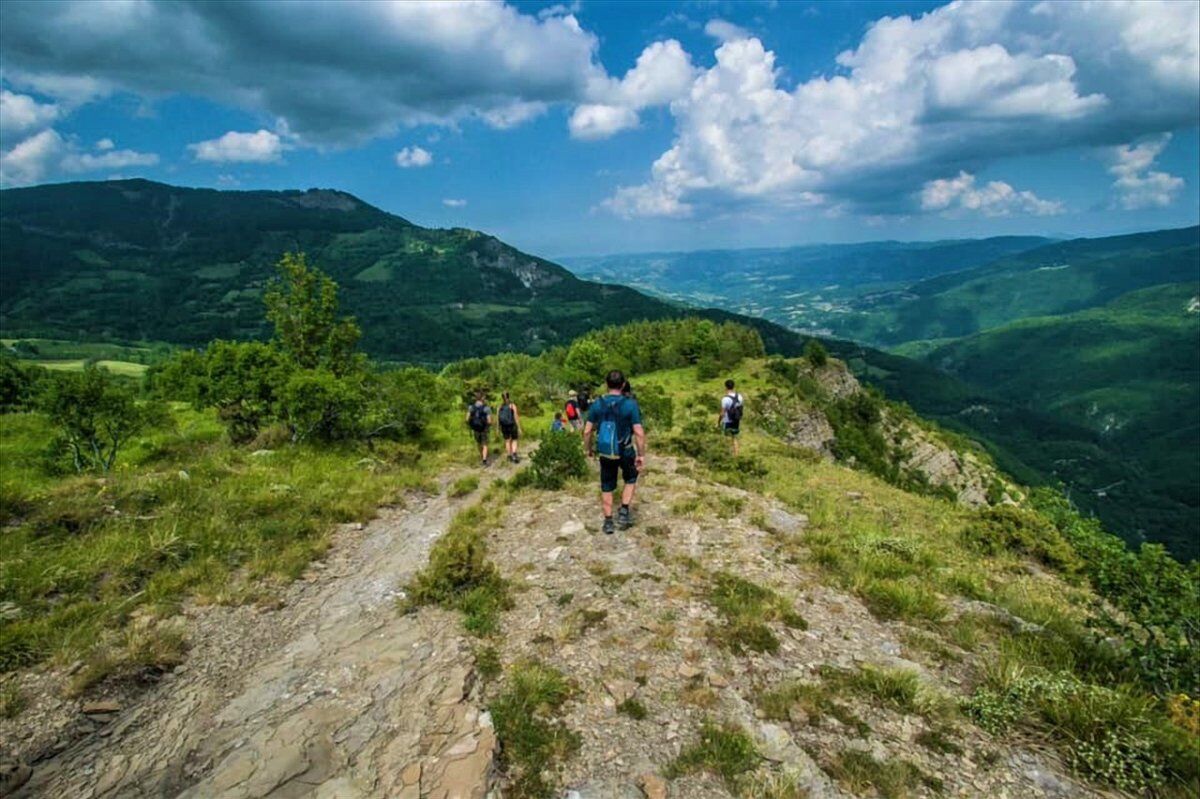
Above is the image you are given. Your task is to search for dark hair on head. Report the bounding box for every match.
[475,390,484,401]
[502,391,510,402]
[606,369,626,389]
[725,379,735,390]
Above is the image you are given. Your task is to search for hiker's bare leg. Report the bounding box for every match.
[601,491,614,517]
[621,481,637,509]
[733,437,740,457]
[481,444,488,461]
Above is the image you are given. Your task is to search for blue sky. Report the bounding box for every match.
[1,0,1197,258]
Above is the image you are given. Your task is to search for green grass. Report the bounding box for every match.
[706,572,806,656]
[826,750,934,799]
[754,679,870,735]
[489,660,580,799]
[666,721,761,789]
[448,474,479,497]
[0,407,431,674]
[617,697,648,720]
[403,495,512,636]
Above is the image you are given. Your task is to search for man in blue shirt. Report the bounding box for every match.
[584,369,646,534]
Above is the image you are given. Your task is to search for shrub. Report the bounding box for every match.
[960,506,1080,572]
[965,671,1197,793]
[529,430,587,490]
[38,366,163,473]
[279,369,367,443]
[365,367,449,439]
[803,339,828,368]
[0,354,43,412]
[404,503,511,635]
[634,382,674,431]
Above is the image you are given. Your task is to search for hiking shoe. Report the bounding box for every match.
[602,517,615,535]
[617,506,632,530]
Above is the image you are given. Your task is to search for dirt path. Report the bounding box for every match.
[13,472,500,799]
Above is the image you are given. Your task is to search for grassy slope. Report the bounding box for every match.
[907,283,1200,558]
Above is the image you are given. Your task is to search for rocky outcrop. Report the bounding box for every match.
[9,484,497,799]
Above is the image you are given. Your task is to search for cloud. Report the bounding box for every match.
[95,138,115,151]
[704,19,749,42]
[537,2,581,21]
[0,89,58,140]
[216,173,240,187]
[1105,134,1184,209]
[920,171,1063,217]
[443,198,467,208]
[0,0,610,145]
[1,130,157,185]
[189,129,284,163]
[569,39,695,139]
[603,1,1200,217]
[395,146,433,168]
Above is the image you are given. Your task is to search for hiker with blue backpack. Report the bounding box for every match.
[719,379,744,457]
[584,369,646,535]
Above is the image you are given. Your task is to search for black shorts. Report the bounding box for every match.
[599,449,638,493]
[500,423,518,440]
[472,428,489,445]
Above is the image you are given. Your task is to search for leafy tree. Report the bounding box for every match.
[38,367,159,472]
[264,252,362,375]
[364,367,451,439]
[278,369,367,443]
[804,339,829,368]
[564,338,606,385]
[0,354,42,412]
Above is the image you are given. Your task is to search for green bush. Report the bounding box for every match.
[0,355,43,412]
[965,671,1196,793]
[960,506,1081,572]
[364,367,449,439]
[38,366,164,473]
[1030,489,1200,695]
[529,431,587,490]
[634,383,674,431]
[803,339,829,368]
[279,369,367,443]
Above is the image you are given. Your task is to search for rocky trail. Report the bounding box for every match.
[5,453,1100,799]
[7,469,500,799]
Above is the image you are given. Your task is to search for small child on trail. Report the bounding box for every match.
[551,411,565,433]
[497,392,522,463]
[466,392,492,466]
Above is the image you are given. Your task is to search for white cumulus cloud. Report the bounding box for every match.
[443,198,467,207]
[1,130,157,185]
[569,39,696,139]
[189,129,284,163]
[395,146,433,168]
[603,1,1200,217]
[1105,134,1184,210]
[0,89,59,141]
[920,171,1063,217]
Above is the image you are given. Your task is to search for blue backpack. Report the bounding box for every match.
[595,395,628,460]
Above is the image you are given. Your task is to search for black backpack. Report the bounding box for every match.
[726,393,744,425]
[468,404,489,431]
[498,403,515,426]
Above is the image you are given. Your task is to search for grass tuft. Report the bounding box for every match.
[666,720,761,789]
[489,660,580,799]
